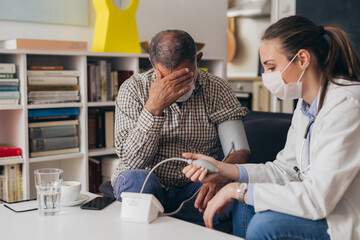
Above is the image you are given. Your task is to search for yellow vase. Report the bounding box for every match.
[92,0,141,53]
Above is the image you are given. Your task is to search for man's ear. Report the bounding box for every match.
[196,52,203,67]
[148,57,154,68]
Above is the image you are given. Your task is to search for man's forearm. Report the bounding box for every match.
[224,149,250,164]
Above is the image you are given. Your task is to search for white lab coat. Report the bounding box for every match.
[243,79,360,239]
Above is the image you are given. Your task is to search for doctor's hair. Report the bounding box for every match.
[262,15,360,111]
[149,30,196,70]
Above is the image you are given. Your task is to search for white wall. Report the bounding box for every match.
[0,0,227,58]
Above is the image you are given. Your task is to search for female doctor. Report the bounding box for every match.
[182,15,360,240]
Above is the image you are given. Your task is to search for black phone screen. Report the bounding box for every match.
[80,196,116,210]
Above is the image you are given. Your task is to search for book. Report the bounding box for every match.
[28,119,79,128]
[5,164,23,202]
[28,76,78,85]
[104,110,115,148]
[0,99,19,105]
[28,108,79,118]
[28,91,79,97]
[29,136,79,152]
[30,147,80,157]
[0,86,18,91]
[0,73,15,79]
[28,84,80,91]
[106,63,112,101]
[99,60,107,102]
[88,108,97,149]
[0,145,22,158]
[0,91,20,99]
[0,38,88,52]
[88,63,96,101]
[0,63,16,73]
[112,71,118,100]
[29,123,78,139]
[16,164,23,201]
[95,65,101,101]
[88,157,102,193]
[0,156,23,161]
[96,109,105,148]
[28,115,76,123]
[0,79,19,85]
[30,65,64,70]
[0,166,6,201]
[27,70,80,77]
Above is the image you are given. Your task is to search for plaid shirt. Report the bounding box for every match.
[111,68,248,188]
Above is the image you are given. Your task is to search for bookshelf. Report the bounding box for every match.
[0,49,226,199]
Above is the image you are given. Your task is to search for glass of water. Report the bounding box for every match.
[34,168,63,216]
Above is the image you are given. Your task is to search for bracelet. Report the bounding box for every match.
[236,183,247,202]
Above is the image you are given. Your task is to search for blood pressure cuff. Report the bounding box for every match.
[217,119,250,155]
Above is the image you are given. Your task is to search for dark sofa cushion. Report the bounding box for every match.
[243,111,292,164]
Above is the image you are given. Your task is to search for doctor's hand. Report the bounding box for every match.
[182,153,235,212]
[203,182,238,229]
[145,68,193,116]
[182,153,221,182]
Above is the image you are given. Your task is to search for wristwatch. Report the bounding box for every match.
[237,183,248,202]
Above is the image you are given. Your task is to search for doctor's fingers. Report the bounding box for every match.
[203,206,216,229]
[183,164,201,177]
[190,168,207,182]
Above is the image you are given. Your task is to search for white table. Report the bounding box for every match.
[0,192,242,240]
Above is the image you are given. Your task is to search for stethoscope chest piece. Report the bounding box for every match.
[298,172,304,181]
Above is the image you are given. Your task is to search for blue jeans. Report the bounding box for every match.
[113,169,232,230]
[232,201,330,240]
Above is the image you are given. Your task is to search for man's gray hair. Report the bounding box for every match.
[149,30,196,70]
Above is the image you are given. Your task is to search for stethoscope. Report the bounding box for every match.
[294,119,315,181]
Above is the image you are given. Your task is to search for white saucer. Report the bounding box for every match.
[61,194,89,207]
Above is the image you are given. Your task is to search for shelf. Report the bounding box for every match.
[0,158,24,165]
[89,148,116,157]
[29,152,84,163]
[87,101,115,107]
[27,102,83,109]
[0,105,23,110]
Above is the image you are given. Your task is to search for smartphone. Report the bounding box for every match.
[80,196,116,210]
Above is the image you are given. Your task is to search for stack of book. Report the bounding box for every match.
[27,67,80,104]
[0,63,20,105]
[87,60,133,102]
[28,108,80,157]
[0,145,23,202]
[88,107,115,149]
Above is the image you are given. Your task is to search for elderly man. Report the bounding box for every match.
[111,29,249,229]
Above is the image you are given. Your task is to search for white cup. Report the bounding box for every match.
[61,181,81,202]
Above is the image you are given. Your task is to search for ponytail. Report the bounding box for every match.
[318,25,360,109]
[262,15,360,111]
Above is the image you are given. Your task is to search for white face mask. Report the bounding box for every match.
[262,53,306,100]
[176,67,197,102]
